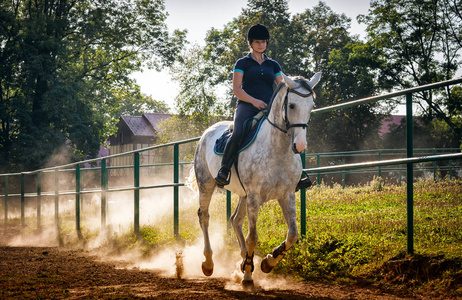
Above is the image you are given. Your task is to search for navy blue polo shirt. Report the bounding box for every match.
[234,53,282,104]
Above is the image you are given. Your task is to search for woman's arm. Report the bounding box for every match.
[275,74,283,85]
[233,71,267,110]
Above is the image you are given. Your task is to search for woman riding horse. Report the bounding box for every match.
[214,23,312,191]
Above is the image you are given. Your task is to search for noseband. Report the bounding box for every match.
[264,80,316,134]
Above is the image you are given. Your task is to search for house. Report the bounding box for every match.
[108,113,172,172]
[379,115,405,138]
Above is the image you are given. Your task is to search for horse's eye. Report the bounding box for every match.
[289,103,295,109]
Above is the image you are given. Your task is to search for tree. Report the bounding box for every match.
[308,40,391,153]
[170,44,226,120]
[289,1,353,76]
[0,0,185,172]
[113,88,170,117]
[292,2,388,153]
[359,0,462,147]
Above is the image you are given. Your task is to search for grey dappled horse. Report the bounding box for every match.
[192,72,321,288]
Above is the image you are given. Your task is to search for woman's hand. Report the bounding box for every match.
[252,99,267,110]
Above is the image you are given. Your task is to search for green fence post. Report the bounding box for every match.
[21,173,25,229]
[75,165,82,239]
[378,151,382,178]
[4,176,8,230]
[134,152,140,235]
[174,143,179,239]
[54,170,59,230]
[433,148,437,181]
[37,172,42,232]
[317,155,321,185]
[406,93,414,255]
[399,161,402,186]
[342,156,346,189]
[101,159,107,231]
[226,190,231,231]
[300,150,306,237]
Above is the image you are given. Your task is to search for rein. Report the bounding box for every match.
[263,79,315,134]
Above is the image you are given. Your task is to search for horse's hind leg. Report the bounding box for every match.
[261,194,299,273]
[196,168,216,276]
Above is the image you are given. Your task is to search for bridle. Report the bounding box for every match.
[264,79,316,134]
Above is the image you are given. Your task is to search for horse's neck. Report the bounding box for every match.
[267,89,285,128]
[262,93,292,154]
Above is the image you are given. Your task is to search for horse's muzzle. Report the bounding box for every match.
[292,143,300,154]
[291,128,307,154]
[292,142,306,154]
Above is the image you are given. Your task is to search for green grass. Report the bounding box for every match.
[254,178,462,296]
[268,179,462,279]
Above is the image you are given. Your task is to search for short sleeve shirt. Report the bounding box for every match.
[234,53,282,104]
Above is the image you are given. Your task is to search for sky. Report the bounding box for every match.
[131,0,372,111]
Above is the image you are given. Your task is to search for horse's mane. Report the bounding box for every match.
[266,82,285,113]
[267,76,311,114]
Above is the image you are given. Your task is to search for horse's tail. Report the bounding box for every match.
[185,166,198,193]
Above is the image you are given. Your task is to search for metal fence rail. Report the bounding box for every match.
[306,148,461,187]
[1,77,462,254]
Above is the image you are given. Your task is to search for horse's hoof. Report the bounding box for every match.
[241,279,254,290]
[201,261,213,276]
[260,256,274,273]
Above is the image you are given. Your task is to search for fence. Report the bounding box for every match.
[306,148,461,187]
[1,77,462,254]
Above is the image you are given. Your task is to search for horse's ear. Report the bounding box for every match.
[282,73,298,89]
[308,72,322,89]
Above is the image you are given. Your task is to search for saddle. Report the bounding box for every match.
[214,111,265,155]
[214,83,284,155]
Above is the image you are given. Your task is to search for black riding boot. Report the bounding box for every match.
[215,140,239,187]
[296,171,312,191]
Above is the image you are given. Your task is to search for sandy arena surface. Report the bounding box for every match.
[0,244,429,300]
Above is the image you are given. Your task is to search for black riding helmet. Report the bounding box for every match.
[247,23,270,42]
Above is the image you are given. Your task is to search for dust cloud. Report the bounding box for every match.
[2,166,296,293]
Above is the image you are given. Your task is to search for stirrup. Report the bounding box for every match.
[296,172,312,191]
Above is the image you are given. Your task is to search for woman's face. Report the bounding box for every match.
[250,39,267,53]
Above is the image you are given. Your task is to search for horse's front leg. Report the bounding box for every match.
[197,169,217,276]
[230,196,247,258]
[241,194,259,289]
[261,193,299,273]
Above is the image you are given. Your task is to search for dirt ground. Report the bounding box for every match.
[0,243,438,300]
[2,225,460,300]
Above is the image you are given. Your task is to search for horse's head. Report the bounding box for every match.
[271,72,321,154]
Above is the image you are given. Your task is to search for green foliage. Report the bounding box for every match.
[359,0,462,144]
[0,0,185,172]
[113,88,170,117]
[170,44,227,117]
